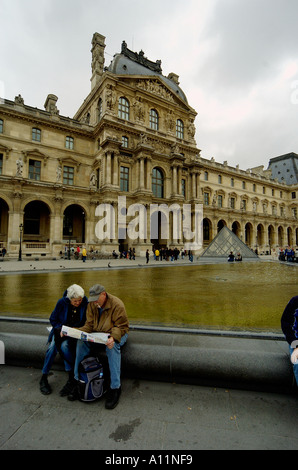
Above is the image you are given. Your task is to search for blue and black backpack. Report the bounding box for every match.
[78,356,104,402]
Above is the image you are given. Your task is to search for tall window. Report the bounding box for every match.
[29,159,41,181]
[32,127,41,142]
[120,166,129,192]
[0,119,3,133]
[122,136,129,148]
[176,119,184,139]
[181,179,186,197]
[118,97,129,120]
[149,109,159,130]
[0,154,3,175]
[66,136,74,150]
[63,166,74,185]
[204,192,209,206]
[152,168,164,198]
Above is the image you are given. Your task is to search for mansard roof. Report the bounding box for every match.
[268,152,298,185]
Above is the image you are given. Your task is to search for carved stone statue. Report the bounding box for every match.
[89,171,97,189]
[16,158,23,177]
[56,165,62,182]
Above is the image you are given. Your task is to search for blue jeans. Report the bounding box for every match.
[74,334,128,389]
[289,346,298,386]
[42,337,76,374]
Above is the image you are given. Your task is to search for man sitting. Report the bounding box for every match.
[70,284,129,409]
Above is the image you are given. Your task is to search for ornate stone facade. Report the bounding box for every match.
[0,33,297,258]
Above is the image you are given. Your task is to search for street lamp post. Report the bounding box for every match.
[18,223,23,261]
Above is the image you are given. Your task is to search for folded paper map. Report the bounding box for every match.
[61,325,109,344]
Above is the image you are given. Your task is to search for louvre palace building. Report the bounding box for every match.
[0,33,297,259]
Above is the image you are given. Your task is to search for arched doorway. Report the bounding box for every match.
[278,226,284,247]
[232,221,241,238]
[23,201,50,242]
[257,224,264,248]
[203,218,212,244]
[268,225,275,249]
[63,205,86,243]
[217,219,226,233]
[0,198,9,248]
[245,222,253,247]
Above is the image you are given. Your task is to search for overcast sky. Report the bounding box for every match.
[1,0,298,170]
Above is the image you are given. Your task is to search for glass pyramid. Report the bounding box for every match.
[200,226,259,259]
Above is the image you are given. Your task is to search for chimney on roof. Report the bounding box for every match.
[91,33,106,90]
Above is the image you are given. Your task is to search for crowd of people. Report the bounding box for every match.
[278,247,298,262]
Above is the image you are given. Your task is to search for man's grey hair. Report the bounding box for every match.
[67,284,85,300]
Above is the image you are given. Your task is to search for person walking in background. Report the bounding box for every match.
[82,247,87,262]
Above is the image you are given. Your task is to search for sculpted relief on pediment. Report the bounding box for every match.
[137,79,175,103]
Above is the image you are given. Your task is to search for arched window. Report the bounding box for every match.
[149,109,159,130]
[176,119,184,139]
[118,97,130,120]
[152,168,164,198]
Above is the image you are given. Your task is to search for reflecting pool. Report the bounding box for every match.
[0,262,297,332]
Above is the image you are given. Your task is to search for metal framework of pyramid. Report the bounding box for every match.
[200,226,259,259]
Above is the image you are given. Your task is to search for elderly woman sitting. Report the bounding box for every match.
[39,284,88,396]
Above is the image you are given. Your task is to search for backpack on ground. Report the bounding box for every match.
[78,356,104,402]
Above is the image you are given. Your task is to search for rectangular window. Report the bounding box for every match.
[230,197,235,209]
[218,195,223,208]
[32,128,41,142]
[218,175,222,184]
[122,136,128,148]
[181,179,186,197]
[63,166,74,185]
[176,119,184,139]
[120,166,129,192]
[292,192,296,199]
[0,153,3,174]
[0,119,3,133]
[204,192,209,206]
[66,136,74,150]
[28,159,41,181]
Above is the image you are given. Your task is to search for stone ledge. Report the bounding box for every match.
[0,318,294,394]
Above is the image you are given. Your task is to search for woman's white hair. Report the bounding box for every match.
[67,284,84,300]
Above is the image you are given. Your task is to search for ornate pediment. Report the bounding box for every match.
[0,143,12,159]
[137,79,175,103]
[58,156,81,171]
[22,148,48,165]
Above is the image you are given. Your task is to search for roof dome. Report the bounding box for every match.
[107,41,188,104]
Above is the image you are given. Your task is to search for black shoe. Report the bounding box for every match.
[60,378,77,397]
[67,381,79,401]
[105,387,121,409]
[40,375,52,395]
